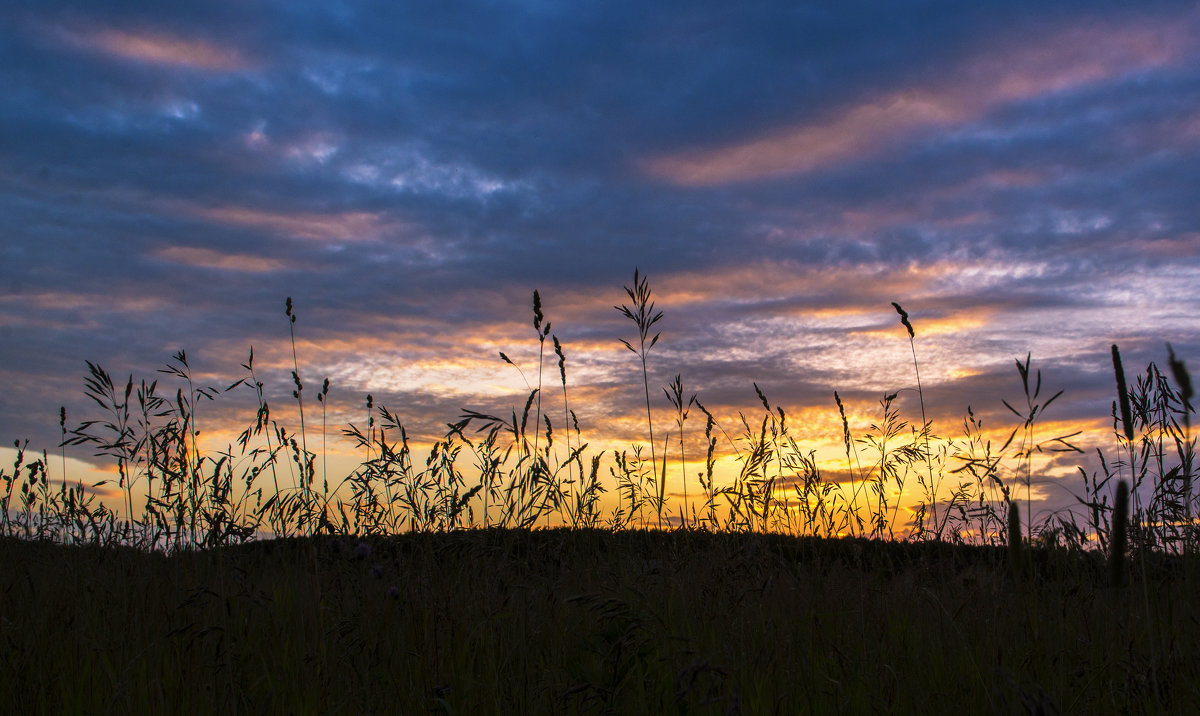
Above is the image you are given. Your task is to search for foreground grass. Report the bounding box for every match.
[2,273,1197,712]
[2,528,1193,714]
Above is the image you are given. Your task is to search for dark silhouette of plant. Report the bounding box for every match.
[892,302,942,539]
[665,374,694,527]
[616,268,663,527]
[1110,479,1129,588]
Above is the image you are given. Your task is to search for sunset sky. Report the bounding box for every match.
[2,1,1198,531]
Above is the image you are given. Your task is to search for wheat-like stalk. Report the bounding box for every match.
[616,268,663,527]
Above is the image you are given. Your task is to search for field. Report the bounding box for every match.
[1,275,1197,713]
[4,529,1197,714]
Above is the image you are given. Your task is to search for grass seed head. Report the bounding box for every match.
[892,302,914,338]
[1167,343,1194,410]
[1111,345,1135,443]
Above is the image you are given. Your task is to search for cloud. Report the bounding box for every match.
[175,204,395,243]
[154,246,293,273]
[50,24,252,71]
[644,14,1197,185]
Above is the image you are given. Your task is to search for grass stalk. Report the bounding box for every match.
[892,302,940,539]
[0,275,1181,568]
[616,268,663,528]
[530,291,553,525]
[285,298,310,501]
[665,374,694,528]
[1110,479,1129,588]
[1008,498,1022,580]
[1167,343,1194,538]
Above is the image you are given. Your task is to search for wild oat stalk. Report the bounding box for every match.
[553,334,583,520]
[58,407,67,488]
[694,401,722,528]
[285,298,311,500]
[366,393,374,460]
[1002,353,1074,543]
[949,406,1011,545]
[531,291,550,460]
[530,291,555,525]
[859,392,922,539]
[158,351,218,545]
[317,377,330,508]
[725,408,780,533]
[231,347,284,532]
[835,391,868,537]
[665,374,695,527]
[616,268,664,528]
[892,302,940,539]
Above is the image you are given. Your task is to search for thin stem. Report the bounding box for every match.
[285,298,310,501]
[616,269,664,528]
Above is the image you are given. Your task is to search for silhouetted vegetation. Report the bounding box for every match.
[1,271,1196,713]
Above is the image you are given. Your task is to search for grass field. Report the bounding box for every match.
[1,272,1196,713]
[3,529,1196,714]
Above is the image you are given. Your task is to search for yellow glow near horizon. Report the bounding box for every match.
[5,392,1125,539]
[7,256,1164,539]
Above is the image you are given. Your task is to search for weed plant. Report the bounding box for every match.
[0,275,1194,557]
[2,271,1198,713]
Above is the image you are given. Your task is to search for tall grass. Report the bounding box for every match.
[5,273,1199,715]
[664,374,694,527]
[0,272,1194,566]
[616,268,665,527]
[892,302,943,540]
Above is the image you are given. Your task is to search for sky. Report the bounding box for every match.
[2,1,1199,533]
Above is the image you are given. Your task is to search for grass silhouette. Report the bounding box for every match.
[1,271,1198,712]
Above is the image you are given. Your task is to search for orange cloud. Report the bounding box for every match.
[854,310,992,340]
[178,203,395,242]
[55,25,251,71]
[155,246,292,272]
[649,92,966,185]
[645,17,1194,185]
[0,291,167,316]
[649,259,952,309]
